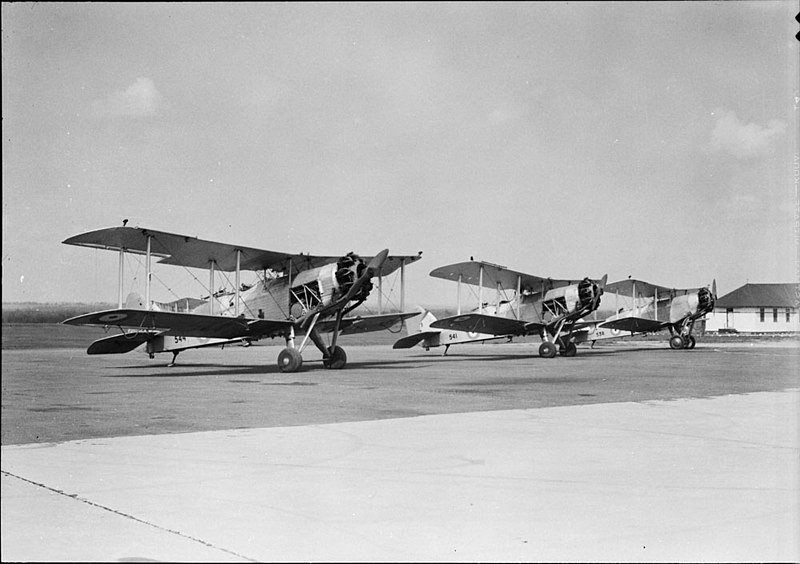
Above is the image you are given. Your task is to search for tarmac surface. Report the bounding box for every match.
[2,338,799,561]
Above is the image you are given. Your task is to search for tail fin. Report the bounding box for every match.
[392,306,440,349]
[404,306,438,335]
[124,292,147,310]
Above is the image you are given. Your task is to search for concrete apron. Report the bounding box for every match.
[2,390,798,563]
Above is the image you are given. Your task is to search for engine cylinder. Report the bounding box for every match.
[697,287,714,315]
[335,252,370,299]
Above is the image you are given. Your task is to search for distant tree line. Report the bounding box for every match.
[2,304,113,324]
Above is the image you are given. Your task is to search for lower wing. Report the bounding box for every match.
[63,309,293,339]
[600,317,667,333]
[430,313,528,336]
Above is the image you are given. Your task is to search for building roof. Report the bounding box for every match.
[715,283,800,308]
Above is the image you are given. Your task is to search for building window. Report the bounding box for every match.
[759,308,765,322]
[787,308,792,323]
[773,308,778,323]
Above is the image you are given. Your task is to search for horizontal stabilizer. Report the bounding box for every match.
[600,317,666,333]
[87,331,161,355]
[430,313,528,336]
[392,331,440,349]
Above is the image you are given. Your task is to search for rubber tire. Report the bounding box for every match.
[277,348,303,373]
[559,342,577,357]
[669,335,685,350]
[323,345,347,370]
[539,341,557,358]
[686,336,696,349]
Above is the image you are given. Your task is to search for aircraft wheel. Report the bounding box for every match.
[686,336,696,349]
[277,348,303,373]
[559,342,577,357]
[323,346,347,369]
[539,341,557,359]
[669,335,685,350]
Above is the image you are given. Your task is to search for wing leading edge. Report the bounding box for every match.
[63,226,421,275]
[429,261,589,294]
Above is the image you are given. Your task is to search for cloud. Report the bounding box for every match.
[92,77,163,118]
[710,109,785,159]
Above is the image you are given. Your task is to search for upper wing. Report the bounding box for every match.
[604,279,674,297]
[600,317,668,333]
[63,226,422,274]
[430,261,588,294]
[430,313,529,336]
[63,309,293,339]
[316,312,420,335]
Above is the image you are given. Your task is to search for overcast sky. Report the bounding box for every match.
[2,2,797,308]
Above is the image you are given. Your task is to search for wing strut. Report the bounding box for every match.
[457,273,462,315]
[400,258,406,312]
[378,266,383,315]
[654,286,658,321]
[145,233,152,310]
[478,264,484,314]
[118,247,125,309]
[208,259,215,315]
[235,249,241,316]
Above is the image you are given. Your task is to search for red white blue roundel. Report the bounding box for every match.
[98,312,128,323]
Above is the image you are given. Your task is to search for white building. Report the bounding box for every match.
[705,283,800,333]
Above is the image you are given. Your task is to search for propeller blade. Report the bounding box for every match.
[342,249,389,302]
[712,279,717,299]
[367,248,390,274]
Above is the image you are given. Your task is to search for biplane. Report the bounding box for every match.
[61,225,422,372]
[394,260,606,358]
[592,278,717,349]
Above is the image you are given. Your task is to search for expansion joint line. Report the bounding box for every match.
[1,470,258,563]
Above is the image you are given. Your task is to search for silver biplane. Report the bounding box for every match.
[592,278,717,350]
[394,260,606,358]
[62,225,422,372]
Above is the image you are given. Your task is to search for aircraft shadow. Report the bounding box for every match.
[100,345,688,378]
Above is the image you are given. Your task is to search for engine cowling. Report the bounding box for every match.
[542,277,603,316]
[669,287,715,323]
[289,253,371,312]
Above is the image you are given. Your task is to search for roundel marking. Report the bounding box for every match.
[98,312,129,323]
[611,328,620,336]
[468,331,479,339]
[453,316,471,323]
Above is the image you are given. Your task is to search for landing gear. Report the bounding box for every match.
[539,341,557,358]
[167,351,179,367]
[323,345,347,370]
[669,335,685,350]
[559,342,577,357]
[277,347,303,373]
[685,335,696,349]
